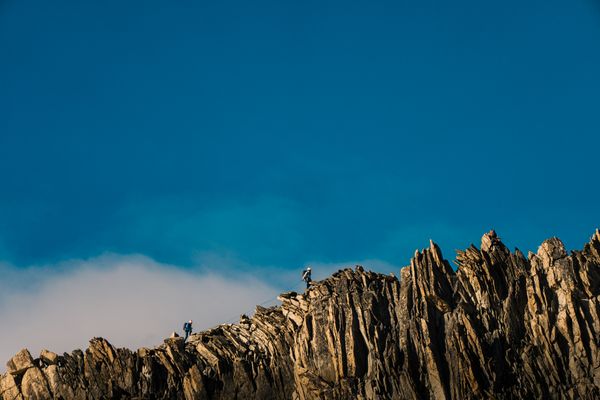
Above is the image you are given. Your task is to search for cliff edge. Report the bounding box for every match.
[2,230,600,399]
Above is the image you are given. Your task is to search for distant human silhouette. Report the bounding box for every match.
[302,267,312,289]
[183,320,193,341]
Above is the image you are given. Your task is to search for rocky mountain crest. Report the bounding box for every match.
[2,230,600,399]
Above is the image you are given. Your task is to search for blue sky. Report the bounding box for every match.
[1,0,599,273]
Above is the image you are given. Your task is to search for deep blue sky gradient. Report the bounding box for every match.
[1,0,599,272]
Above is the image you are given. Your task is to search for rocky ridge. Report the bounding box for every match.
[2,230,600,399]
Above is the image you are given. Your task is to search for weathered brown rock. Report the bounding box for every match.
[20,367,51,400]
[5,350,33,376]
[38,351,57,367]
[2,231,600,399]
[0,373,23,400]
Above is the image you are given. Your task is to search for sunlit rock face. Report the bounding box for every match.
[2,230,600,400]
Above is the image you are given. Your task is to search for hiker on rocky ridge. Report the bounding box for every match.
[183,320,193,341]
[302,267,312,289]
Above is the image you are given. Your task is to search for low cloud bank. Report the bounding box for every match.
[0,255,278,369]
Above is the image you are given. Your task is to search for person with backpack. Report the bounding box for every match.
[183,320,193,341]
[302,267,312,289]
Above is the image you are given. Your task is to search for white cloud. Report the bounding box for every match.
[0,254,278,371]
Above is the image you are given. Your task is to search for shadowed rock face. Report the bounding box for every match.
[2,230,600,400]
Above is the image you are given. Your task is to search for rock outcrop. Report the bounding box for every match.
[2,230,600,399]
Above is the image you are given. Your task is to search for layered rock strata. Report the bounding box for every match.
[2,230,600,399]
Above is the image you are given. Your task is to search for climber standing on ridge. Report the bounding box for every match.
[302,266,312,289]
[183,320,193,341]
